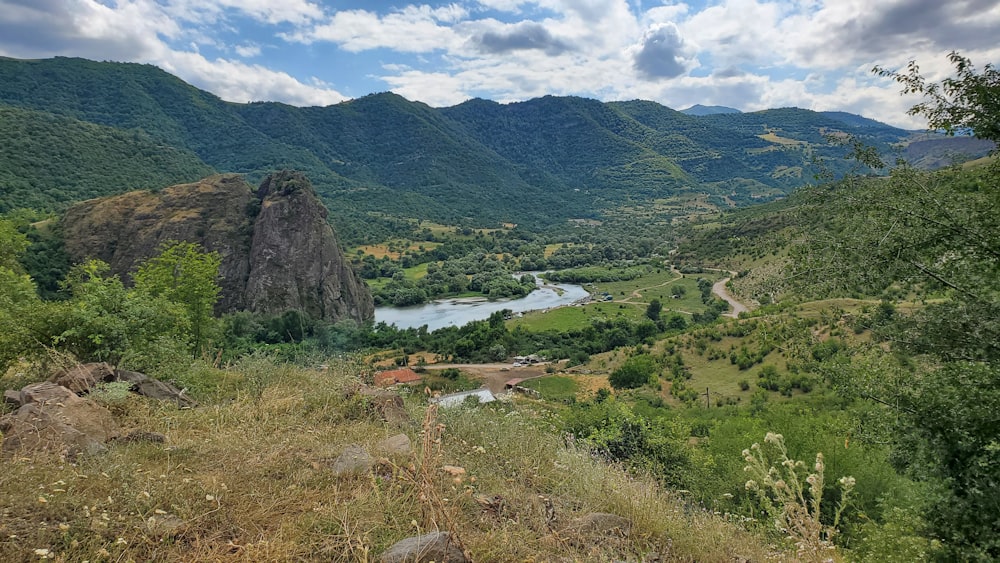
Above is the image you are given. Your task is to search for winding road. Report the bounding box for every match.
[712,275,749,318]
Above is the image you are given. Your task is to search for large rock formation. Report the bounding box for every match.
[61,172,374,323]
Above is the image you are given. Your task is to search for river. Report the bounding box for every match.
[374,277,590,331]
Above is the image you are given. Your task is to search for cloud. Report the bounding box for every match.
[0,0,347,107]
[633,23,695,80]
[159,51,347,106]
[285,5,466,53]
[472,21,572,54]
[163,0,325,26]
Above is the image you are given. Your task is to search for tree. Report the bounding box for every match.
[806,54,1000,561]
[133,241,222,353]
[645,298,662,321]
[609,354,658,389]
[875,51,1000,143]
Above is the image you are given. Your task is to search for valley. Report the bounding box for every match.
[0,54,997,562]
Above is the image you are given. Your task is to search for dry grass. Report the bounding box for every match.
[0,358,788,562]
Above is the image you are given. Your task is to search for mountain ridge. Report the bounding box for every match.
[1,56,987,242]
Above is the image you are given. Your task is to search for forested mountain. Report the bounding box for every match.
[680,104,741,116]
[2,56,984,238]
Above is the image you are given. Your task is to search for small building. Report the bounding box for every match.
[504,378,526,390]
[431,388,496,408]
[375,367,423,387]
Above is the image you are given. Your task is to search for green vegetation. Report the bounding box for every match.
[0,51,997,562]
[3,56,973,245]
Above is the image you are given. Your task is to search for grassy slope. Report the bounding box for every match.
[0,359,783,562]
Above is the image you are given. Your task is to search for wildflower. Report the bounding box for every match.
[815,453,825,473]
[33,548,51,558]
[806,474,819,486]
[774,479,787,490]
[838,476,856,489]
[745,480,758,491]
[764,432,783,445]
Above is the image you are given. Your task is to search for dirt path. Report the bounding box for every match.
[712,275,749,318]
[622,273,683,303]
[422,363,549,394]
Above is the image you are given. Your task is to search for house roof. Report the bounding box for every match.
[375,367,422,386]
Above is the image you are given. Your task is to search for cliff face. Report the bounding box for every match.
[61,172,374,323]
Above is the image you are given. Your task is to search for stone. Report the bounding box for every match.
[50,362,114,394]
[377,434,412,457]
[3,389,21,406]
[356,385,410,425]
[380,532,469,563]
[330,444,372,476]
[0,404,109,457]
[19,382,77,406]
[2,382,120,457]
[113,370,197,408]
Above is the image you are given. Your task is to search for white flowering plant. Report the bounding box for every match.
[742,432,855,560]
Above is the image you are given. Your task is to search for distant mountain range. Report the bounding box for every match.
[0,56,989,241]
[680,104,741,116]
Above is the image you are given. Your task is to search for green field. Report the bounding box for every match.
[520,375,579,403]
[508,302,645,331]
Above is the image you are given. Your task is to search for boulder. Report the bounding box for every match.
[0,395,119,457]
[380,532,469,563]
[330,444,373,476]
[19,381,76,406]
[3,389,21,406]
[377,434,412,457]
[113,370,197,408]
[50,362,114,394]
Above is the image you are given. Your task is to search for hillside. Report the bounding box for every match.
[0,105,213,213]
[0,56,935,238]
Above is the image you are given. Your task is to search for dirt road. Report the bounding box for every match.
[712,276,749,318]
[421,363,550,393]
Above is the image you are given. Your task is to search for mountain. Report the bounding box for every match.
[680,104,742,116]
[0,105,214,213]
[60,172,374,323]
[0,56,924,239]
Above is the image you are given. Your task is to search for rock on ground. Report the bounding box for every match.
[1,383,120,457]
[330,444,373,476]
[380,532,469,563]
[50,362,114,394]
[113,369,197,408]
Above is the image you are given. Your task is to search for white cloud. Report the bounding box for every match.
[285,5,466,52]
[0,0,347,107]
[234,43,261,58]
[162,0,325,25]
[159,51,347,106]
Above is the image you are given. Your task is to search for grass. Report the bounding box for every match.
[0,358,786,562]
[508,302,644,331]
[520,375,578,403]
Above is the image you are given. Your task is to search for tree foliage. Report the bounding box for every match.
[802,53,1000,561]
[876,51,1000,143]
[132,241,222,352]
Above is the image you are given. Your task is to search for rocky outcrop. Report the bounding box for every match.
[61,172,373,323]
[1,382,120,457]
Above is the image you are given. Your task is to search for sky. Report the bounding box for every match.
[1,0,998,128]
